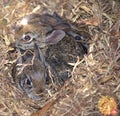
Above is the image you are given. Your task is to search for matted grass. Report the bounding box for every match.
[0,0,120,116]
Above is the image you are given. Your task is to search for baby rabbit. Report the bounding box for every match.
[14,30,65,51]
[12,43,47,100]
[13,12,88,53]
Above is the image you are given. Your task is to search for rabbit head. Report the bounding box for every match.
[13,29,65,50]
[12,13,67,51]
[13,43,47,100]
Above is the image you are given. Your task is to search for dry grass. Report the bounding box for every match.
[0,0,120,116]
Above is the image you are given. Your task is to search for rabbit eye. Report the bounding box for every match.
[22,32,40,43]
[22,33,33,42]
[75,35,82,40]
[24,35,31,41]
[23,35,33,43]
[75,35,85,40]
[19,75,32,90]
[26,78,31,86]
[25,78,32,88]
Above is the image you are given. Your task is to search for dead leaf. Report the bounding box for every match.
[2,35,11,46]
[100,75,114,84]
[109,20,120,51]
[109,36,118,52]
[78,18,100,26]
[110,20,120,36]
[79,5,91,14]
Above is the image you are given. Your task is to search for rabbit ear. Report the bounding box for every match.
[17,49,23,64]
[45,30,65,45]
[39,13,58,25]
[53,22,71,31]
[34,43,46,67]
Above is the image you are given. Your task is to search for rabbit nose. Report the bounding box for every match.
[27,91,41,101]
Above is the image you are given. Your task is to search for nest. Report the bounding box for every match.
[0,0,120,116]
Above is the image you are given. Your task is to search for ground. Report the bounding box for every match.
[0,0,120,116]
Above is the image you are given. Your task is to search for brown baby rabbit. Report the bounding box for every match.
[12,30,66,100]
[13,12,88,53]
[12,43,47,100]
[14,30,65,51]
